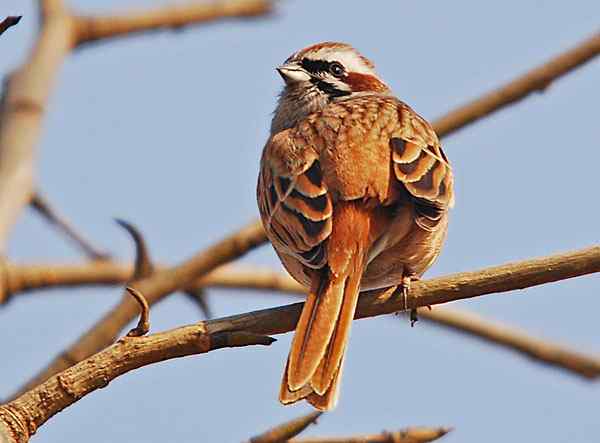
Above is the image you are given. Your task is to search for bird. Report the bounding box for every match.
[257,42,454,410]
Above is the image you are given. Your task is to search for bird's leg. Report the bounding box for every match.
[400,272,420,327]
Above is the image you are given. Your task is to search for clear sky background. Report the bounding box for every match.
[1,1,599,442]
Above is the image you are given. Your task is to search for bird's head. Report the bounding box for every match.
[276,42,390,101]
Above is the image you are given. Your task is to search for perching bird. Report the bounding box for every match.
[257,42,454,410]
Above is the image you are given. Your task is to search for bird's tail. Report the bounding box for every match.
[279,202,370,410]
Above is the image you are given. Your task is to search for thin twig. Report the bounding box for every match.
[249,411,323,443]
[0,16,22,36]
[0,325,275,443]
[73,0,273,47]
[290,427,452,443]
[125,287,149,337]
[30,193,109,260]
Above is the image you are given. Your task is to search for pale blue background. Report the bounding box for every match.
[1,1,599,442]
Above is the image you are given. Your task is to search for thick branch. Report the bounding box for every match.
[73,0,273,47]
[203,245,600,353]
[291,427,451,443]
[0,1,73,253]
[0,324,274,442]
[10,220,265,397]
[2,245,599,440]
[432,32,600,137]
[3,258,600,379]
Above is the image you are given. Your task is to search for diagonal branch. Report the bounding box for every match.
[201,245,600,377]
[9,220,265,398]
[432,32,600,137]
[30,193,110,260]
[3,256,600,379]
[0,323,275,443]
[73,0,273,48]
[290,427,451,443]
[2,245,599,440]
[249,411,322,443]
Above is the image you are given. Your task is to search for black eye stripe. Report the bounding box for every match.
[301,58,330,74]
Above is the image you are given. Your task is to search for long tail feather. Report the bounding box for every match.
[280,202,370,410]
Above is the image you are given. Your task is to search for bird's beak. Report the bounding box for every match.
[276,64,311,84]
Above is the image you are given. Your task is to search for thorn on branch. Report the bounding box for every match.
[185,287,213,319]
[249,411,323,443]
[0,16,22,36]
[125,287,150,337]
[115,219,154,280]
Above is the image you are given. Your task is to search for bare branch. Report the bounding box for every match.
[411,307,600,379]
[10,220,265,398]
[0,324,275,443]
[249,411,322,443]
[200,245,600,371]
[73,0,273,47]
[124,287,149,337]
[3,259,600,379]
[0,1,73,253]
[0,16,22,36]
[432,31,600,137]
[290,427,452,443]
[30,193,109,260]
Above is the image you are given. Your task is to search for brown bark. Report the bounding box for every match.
[10,220,265,397]
[74,0,273,47]
[290,427,451,443]
[249,411,322,443]
[0,325,274,442]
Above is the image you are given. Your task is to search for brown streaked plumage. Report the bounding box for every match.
[258,42,454,410]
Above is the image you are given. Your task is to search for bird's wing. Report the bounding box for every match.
[257,127,334,269]
[390,100,454,231]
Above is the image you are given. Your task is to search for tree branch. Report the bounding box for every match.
[249,411,322,443]
[0,1,73,253]
[3,257,600,379]
[408,306,600,379]
[290,427,451,443]
[0,323,275,443]
[9,220,265,398]
[30,193,110,260]
[201,245,600,361]
[2,245,599,440]
[73,0,273,47]
[432,31,600,137]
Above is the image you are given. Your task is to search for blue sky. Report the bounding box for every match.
[1,1,599,442]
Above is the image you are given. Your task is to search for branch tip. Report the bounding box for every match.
[249,411,323,443]
[125,286,150,337]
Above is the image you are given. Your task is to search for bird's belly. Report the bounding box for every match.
[360,215,448,290]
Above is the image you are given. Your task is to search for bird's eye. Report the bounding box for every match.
[329,62,345,77]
